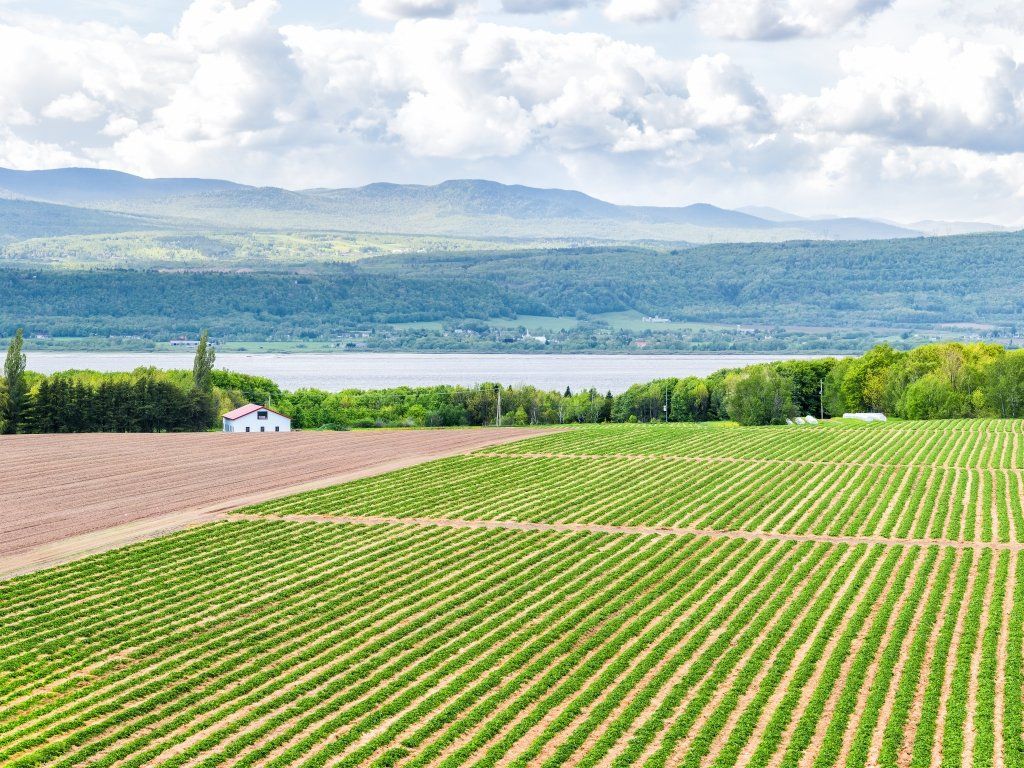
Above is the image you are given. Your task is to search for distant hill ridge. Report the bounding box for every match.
[0,166,1006,243]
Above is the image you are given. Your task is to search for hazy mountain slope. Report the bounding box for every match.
[790,218,921,239]
[176,184,923,240]
[0,167,246,205]
[0,167,944,242]
[0,198,163,242]
[910,220,1010,236]
[736,205,807,222]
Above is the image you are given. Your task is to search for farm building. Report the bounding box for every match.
[222,404,291,433]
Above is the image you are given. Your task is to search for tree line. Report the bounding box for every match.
[3,333,1024,433]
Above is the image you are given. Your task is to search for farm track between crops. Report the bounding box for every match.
[0,428,548,578]
[227,511,1024,552]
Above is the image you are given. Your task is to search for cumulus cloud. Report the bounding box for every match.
[605,0,689,23]
[501,0,588,13]
[282,18,772,162]
[359,0,466,20]
[0,0,1022,222]
[786,35,1024,153]
[699,0,893,39]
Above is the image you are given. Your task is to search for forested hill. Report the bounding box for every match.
[2,231,1023,346]
[360,232,1024,327]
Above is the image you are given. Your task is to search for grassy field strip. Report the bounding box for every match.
[212,536,688,768]
[666,544,866,768]
[500,541,794,768]
[790,548,931,768]
[1005,553,1024,768]
[226,513,1024,552]
[940,549,991,767]
[0,525,541,762]
[479,421,1024,468]
[396,543,802,768]
[0,522,407,706]
[875,549,958,768]
[356,539,763,768]
[770,546,911,768]
[963,550,1003,768]
[479,451,1024,473]
[799,546,923,768]
[735,545,896,768]
[0,524,468,715]
[556,543,820,768]
[487,543,828,768]
[112,533,676,768]
[0,528,630,765]
[0,525,409,720]
[237,537,738,768]
[73,528,596,768]
[841,547,942,768]
[247,453,1024,543]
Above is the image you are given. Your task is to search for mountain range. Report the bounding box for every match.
[0,166,1011,244]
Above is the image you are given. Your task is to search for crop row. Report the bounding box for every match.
[246,453,1024,542]
[483,420,1024,468]
[1,520,1021,767]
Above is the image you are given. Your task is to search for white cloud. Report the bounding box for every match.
[41,92,105,122]
[501,0,588,12]
[359,0,466,20]
[699,0,893,39]
[785,35,1024,153]
[604,0,688,22]
[282,18,770,162]
[0,0,1022,222]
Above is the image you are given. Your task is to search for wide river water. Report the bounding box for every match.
[26,351,819,394]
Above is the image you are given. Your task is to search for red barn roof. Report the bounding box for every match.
[222,404,289,421]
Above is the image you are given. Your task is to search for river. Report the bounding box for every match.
[25,351,821,394]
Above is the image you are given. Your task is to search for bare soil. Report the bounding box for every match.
[0,428,544,577]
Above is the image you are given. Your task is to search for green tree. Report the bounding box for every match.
[192,331,216,393]
[724,366,795,426]
[2,328,27,434]
[671,377,712,422]
[900,373,970,420]
[984,350,1024,417]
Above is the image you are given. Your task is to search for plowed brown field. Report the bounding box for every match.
[0,428,543,572]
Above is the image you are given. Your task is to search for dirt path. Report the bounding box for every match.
[0,428,547,579]
[229,513,1024,552]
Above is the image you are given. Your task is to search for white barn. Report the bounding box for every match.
[222,404,291,433]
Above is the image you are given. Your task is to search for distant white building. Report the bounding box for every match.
[844,413,887,423]
[222,404,291,433]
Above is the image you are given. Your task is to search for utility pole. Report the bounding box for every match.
[496,384,502,427]
[819,379,824,421]
[664,389,669,423]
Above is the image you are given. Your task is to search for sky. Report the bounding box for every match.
[0,0,1022,224]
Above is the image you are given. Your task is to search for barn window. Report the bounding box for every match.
[257,410,268,420]
[245,427,250,432]
[260,426,266,432]
[275,426,280,432]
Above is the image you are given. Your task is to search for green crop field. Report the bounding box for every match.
[2,420,1024,767]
